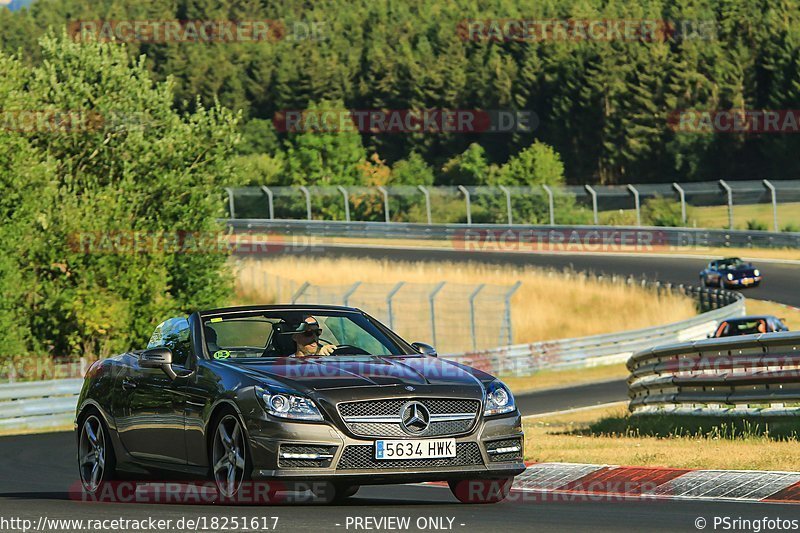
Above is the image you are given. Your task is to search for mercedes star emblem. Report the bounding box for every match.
[400,401,430,434]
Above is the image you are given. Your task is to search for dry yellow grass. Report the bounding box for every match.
[746,299,800,330]
[232,257,696,349]
[500,364,629,395]
[524,404,800,470]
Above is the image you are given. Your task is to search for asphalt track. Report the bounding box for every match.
[2,248,799,531]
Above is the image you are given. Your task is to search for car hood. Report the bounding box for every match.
[229,354,486,392]
[726,266,757,277]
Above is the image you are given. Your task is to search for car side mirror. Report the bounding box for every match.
[139,347,177,379]
[411,342,437,358]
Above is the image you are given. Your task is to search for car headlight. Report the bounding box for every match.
[256,387,323,421]
[754,269,760,277]
[727,273,734,280]
[484,381,515,416]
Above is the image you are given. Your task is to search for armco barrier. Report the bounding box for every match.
[628,331,800,415]
[226,219,800,250]
[0,378,83,432]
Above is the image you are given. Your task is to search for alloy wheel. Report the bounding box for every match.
[212,414,247,498]
[78,415,106,493]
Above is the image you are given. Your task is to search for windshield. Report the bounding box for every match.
[718,258,745,269]
[201,309,409,359]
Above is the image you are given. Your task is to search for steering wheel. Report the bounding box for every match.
[327,344,370,356]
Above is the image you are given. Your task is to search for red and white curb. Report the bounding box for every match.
[501,463,800,503]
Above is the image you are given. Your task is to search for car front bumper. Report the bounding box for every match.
[723,276,762,287]
[244,411,525,483]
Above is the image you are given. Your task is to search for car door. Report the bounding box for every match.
[117,317,192,464]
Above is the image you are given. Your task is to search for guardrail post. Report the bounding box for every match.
[499,185,513,225]
[468,284,485,351]
[417,185,432,224]
[542,185,555,225]
[585,184,599,224]
[225,187,236,219]
[377,186,390,223]
[763,179,778,232]
[458,185,472,225]
[290,281,310,303]
[342,281,361,307]
[503,281,522,345]
[260,186,275,220]
[429,282,446,348]
[672,183,687,225]
[386,281,405,330]
[719,180,734,229]
[627,184,641,226]
[337,186,351,222]
[299,186,312,221]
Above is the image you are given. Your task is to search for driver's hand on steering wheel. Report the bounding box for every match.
[317,344,338,356]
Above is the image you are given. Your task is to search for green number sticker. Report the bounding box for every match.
[213,350,231,360]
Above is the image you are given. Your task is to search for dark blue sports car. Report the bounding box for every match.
[700,257,762,288]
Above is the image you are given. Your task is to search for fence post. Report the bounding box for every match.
[763,179,778,232]
[417,185,432,224]
[458,185,472,225]
[342,281,361,307]
[585,184,599,224]
[719,180,734,229]
[377,186,390,223]
[260,186,275,220]
[428,282,446,348]
[672,183,687,225]
[291,281,310,303]
[299,186,312,221]
[386,281,405,330]
[542,185,555,225]
[499,185,513,225]
[225,187,236,219]
[337,186,351,222]
[468,284,486,351]
[627,184,641,226]
[503,281,522,345]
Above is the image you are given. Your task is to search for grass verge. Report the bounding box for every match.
[746,299,800,330]
[524,404,800,470]
[501,364,628,395]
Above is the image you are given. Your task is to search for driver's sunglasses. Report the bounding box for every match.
[300,328,323,339]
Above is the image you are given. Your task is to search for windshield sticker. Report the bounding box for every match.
[213,350,231,360]
[210,317,223,323]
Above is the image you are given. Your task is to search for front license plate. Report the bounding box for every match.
[375,439,456,460]
[742,278,752,285]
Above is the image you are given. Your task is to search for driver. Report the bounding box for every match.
[290,316,337,357]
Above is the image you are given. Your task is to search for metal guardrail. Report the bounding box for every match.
[227,181,800,232]
[0,378,82,432]
[628,331,800,416]
[227,219,800,250]
[446,284,745,376]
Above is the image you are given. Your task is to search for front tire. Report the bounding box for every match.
[448,478,513,504]
[211,411,252,502]
[78,413,116,494]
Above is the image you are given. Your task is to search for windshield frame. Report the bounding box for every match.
[196,306,418,361]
